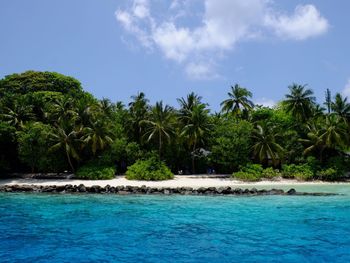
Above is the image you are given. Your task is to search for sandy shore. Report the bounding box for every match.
[0,175,348,189]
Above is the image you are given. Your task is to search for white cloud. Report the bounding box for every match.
[254,97,276,108]
[342,79,350,98]
[116,0,329,79]
[185,62,218,80]
[265,5,329,40]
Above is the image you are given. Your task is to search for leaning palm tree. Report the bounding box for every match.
[251,124,284,166]
[220,84,254,117]
[331,93,350,125]
[49,124,83,172]
[129,92,149,142]
[141,101,175,159]
[283,84,315,122]
[180,103,212,174]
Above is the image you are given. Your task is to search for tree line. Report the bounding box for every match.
[0,71,349,176]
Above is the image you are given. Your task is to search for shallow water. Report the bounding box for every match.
[0,186,349,262]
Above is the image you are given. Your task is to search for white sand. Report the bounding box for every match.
[0,175,348,189]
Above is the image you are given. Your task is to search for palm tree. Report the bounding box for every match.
[49,124,83,172]
[129,92,149,143]
[301,115,348,162]
[50,96,78,124]
[251,123,284,166]
[331,93,350,125]
[141,101,175,159]
[283,84,315,121]
[1,103,35,128]
[177,92,203,116]
[220,84,254,117]
[324,89,332,114]
[83,120,114,155]
[99,98,115,118]
[180,103,212,173]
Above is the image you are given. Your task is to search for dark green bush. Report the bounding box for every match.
[326,156,349,177]
[282,164,314,181]
[126,158,174,181]
[76,163,115,180]
[316,168,339,181]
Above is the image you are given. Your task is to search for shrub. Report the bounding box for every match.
[282,164,314,181]
[76,163,115,180]
[232,164,263,181]
[126,158,174,181]
[233,171,261,182]
[316,168,339,181]
[326,156,349,177]
[261,167,281,179]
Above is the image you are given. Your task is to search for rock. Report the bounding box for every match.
[78,184,86,192]
[287,188,297,195]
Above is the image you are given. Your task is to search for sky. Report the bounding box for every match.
[1,0,350,111]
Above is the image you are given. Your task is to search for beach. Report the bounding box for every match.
[1,175,348,189]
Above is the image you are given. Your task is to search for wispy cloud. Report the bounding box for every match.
[116,0,329,79]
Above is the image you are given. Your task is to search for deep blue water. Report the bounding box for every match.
[0,185,350,263]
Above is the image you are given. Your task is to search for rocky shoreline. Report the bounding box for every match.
[0,184,337,196]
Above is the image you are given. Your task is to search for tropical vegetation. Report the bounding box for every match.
[0,71,349,181]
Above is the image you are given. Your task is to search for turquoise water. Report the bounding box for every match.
[0,185,350,262]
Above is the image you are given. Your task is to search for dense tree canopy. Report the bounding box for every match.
[0,70,349,179]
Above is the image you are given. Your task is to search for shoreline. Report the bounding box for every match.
[0,175,349,189]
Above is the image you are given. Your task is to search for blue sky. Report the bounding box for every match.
[1,0,350,111]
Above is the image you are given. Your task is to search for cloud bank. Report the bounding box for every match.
[116,0,329,79]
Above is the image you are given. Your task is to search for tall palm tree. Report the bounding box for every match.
[180,103,212,173]
[331,93,350,125]
[129,92,149,143]
[49,124,83,172]
[220,84,254,117]
[177,92,203,117]
[141,101,175,159]
[283,84,315,122]
[99,98,115,118]
[251,123,284,166]
[324,89,332,114]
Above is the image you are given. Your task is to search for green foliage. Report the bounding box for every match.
[16,122,65,172]
[75,162,116,180]
[0,121,17,172]
[233,171,261,181]
[0,71,83,97]
[325,156,349,177]
[232,164,263,181]
[126,158,174,181]
[210,120,253,173]
[261,167,281,179]
[316,168,339,181]
[1,71,350,180]
[282,164,314,181]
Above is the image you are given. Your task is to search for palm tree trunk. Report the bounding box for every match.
[192,142,196,174]
[66,151,75,173]
[159,132,162,160]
